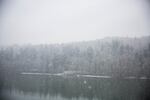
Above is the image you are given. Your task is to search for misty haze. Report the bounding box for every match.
[0,0,150,100]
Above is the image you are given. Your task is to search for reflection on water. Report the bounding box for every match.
[1,75,149,100]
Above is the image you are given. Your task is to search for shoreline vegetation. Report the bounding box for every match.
[0,36,150,79]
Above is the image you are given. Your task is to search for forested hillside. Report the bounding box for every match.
[0,36,150,78]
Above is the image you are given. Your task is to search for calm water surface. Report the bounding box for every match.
[1,75,150,100]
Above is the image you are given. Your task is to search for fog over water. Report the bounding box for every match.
[1,1,150,100]
[0,0,150,46]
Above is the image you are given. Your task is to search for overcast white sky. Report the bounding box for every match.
[0,0,150,45]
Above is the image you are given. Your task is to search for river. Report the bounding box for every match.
[1,74,150,100]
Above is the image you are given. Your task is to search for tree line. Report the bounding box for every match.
[0,36,150,78]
